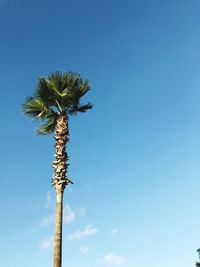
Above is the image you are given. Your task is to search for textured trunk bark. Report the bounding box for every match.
[51,114,73,187]
[53,190,63,267]
[52,113,73,267]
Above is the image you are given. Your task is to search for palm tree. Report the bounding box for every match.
[22,71,93,267]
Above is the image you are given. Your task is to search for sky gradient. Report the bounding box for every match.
[1,0,200,266]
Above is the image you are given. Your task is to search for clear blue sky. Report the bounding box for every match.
[1,0,200,266]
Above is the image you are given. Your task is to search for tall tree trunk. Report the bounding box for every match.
[52,113,73,267]
[53,187,63,267]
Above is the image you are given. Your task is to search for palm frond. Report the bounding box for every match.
[36,115,58,135]
[22,96,58,124]
[34,78,56,107]
[68,102,93,115]
[47,71,63,95]
[22,97,49,120]
[79,79,91,97]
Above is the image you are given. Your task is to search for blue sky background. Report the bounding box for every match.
[1,0,200,266]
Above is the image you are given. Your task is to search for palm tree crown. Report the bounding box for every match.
[22,71,93,135]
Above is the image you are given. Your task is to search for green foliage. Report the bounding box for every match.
[22,71,93,135]
[36,116,58,135]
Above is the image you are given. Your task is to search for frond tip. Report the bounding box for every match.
[68,102,93,115]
